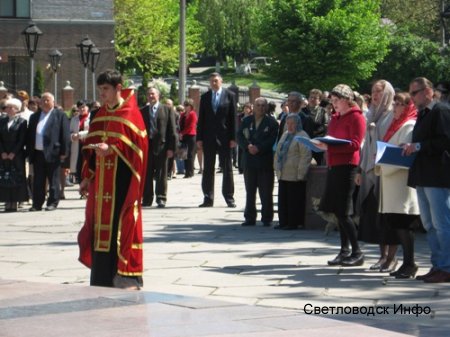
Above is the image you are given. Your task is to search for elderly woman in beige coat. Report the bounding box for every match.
[375,92,420,278]
[274,113,312,230]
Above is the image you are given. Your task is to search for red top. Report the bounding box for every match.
[180,110,198,136]
[326,106,366,167]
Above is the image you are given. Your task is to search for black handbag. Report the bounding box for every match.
[0,161,23,188]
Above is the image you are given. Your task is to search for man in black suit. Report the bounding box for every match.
[197,72,237,208]
[26,92,70,211]
[140,87,177,208]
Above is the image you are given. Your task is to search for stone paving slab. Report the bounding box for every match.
[0,280,413,337]
[1,170,449,336]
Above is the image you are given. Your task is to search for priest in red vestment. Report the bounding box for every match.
[78,69,148,289]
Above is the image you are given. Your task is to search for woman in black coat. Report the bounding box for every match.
[0,98,28,212]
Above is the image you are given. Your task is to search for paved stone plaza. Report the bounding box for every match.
[1,170,449,336]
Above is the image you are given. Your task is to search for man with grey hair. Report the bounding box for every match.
[140,87,177,208]
[26,92,70,211]
[277,91,314,142]
[237,97,278,226]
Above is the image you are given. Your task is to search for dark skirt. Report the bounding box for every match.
[357,186,382,244]
[319,164,357,217]
[379,213,400,245]
[385,213,421,230]
[0,156,28,202]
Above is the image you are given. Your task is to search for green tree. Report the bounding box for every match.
[369,29,450,90]
[258,0,389,91]
[114,0,204,77]
[169,81,179,105]
[380,0,442,42]
[362,1,450,91]
[34,66,45,97]
[137,72,150,106]
[196,0,264,63]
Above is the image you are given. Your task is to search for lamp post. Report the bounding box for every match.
[48,49,62,103]
[89,46,101,102]
[179,0,187,103]
[22,23,43,97]
[77,36,94,100]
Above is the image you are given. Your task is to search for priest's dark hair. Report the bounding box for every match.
[97,69,123,88]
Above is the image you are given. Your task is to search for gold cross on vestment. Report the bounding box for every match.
[105,159,114,170]
[101,131,108,142]
[103,192,112,203]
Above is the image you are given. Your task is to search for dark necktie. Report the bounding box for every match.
[149,105,157,138]
[213,92,219,113]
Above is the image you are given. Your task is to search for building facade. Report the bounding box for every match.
[0,0,115,105]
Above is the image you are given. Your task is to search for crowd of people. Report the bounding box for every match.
[1,71,450,288]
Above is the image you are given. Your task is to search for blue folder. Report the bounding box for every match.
[375,141,417,168]
[294,136,350,152]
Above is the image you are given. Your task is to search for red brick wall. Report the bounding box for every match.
[0,20,115,105]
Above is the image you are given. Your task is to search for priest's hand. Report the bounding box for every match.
[79,178,90,197]
[95,143,112,157]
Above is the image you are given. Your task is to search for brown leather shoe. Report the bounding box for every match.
[416,269,439,281]
[423,270,450,283]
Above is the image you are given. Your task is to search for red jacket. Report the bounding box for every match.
[180,111,198,136]
[326,107,366,167]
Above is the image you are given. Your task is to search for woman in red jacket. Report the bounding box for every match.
[180,98,198,178]
[316,84,366,267]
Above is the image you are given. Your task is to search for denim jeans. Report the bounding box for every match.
[416,186,450,272]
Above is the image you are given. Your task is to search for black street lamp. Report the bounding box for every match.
[179,0,187,104]
[48,49,62,103]
[22,23,43,96]
[89,46,101,102]
[76,36,94,100]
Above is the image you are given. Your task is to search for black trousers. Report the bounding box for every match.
[336,215,361,255]
[183,135,196,177]
[142,141,168,205]
[202,142,234,204]
[32,151,61,209]
[278,180,306,229]
[237,146,244,173]
[243,168,274,223]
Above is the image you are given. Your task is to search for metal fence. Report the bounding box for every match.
[198,87,249,106]
[0,56,30,93]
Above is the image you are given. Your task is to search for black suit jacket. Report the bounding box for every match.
[0,116,28,173]
[408,102,450,188]
[140,103,177,156]
[0,116,27,156]
[26,109,70,164]
[197,88,237,149]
